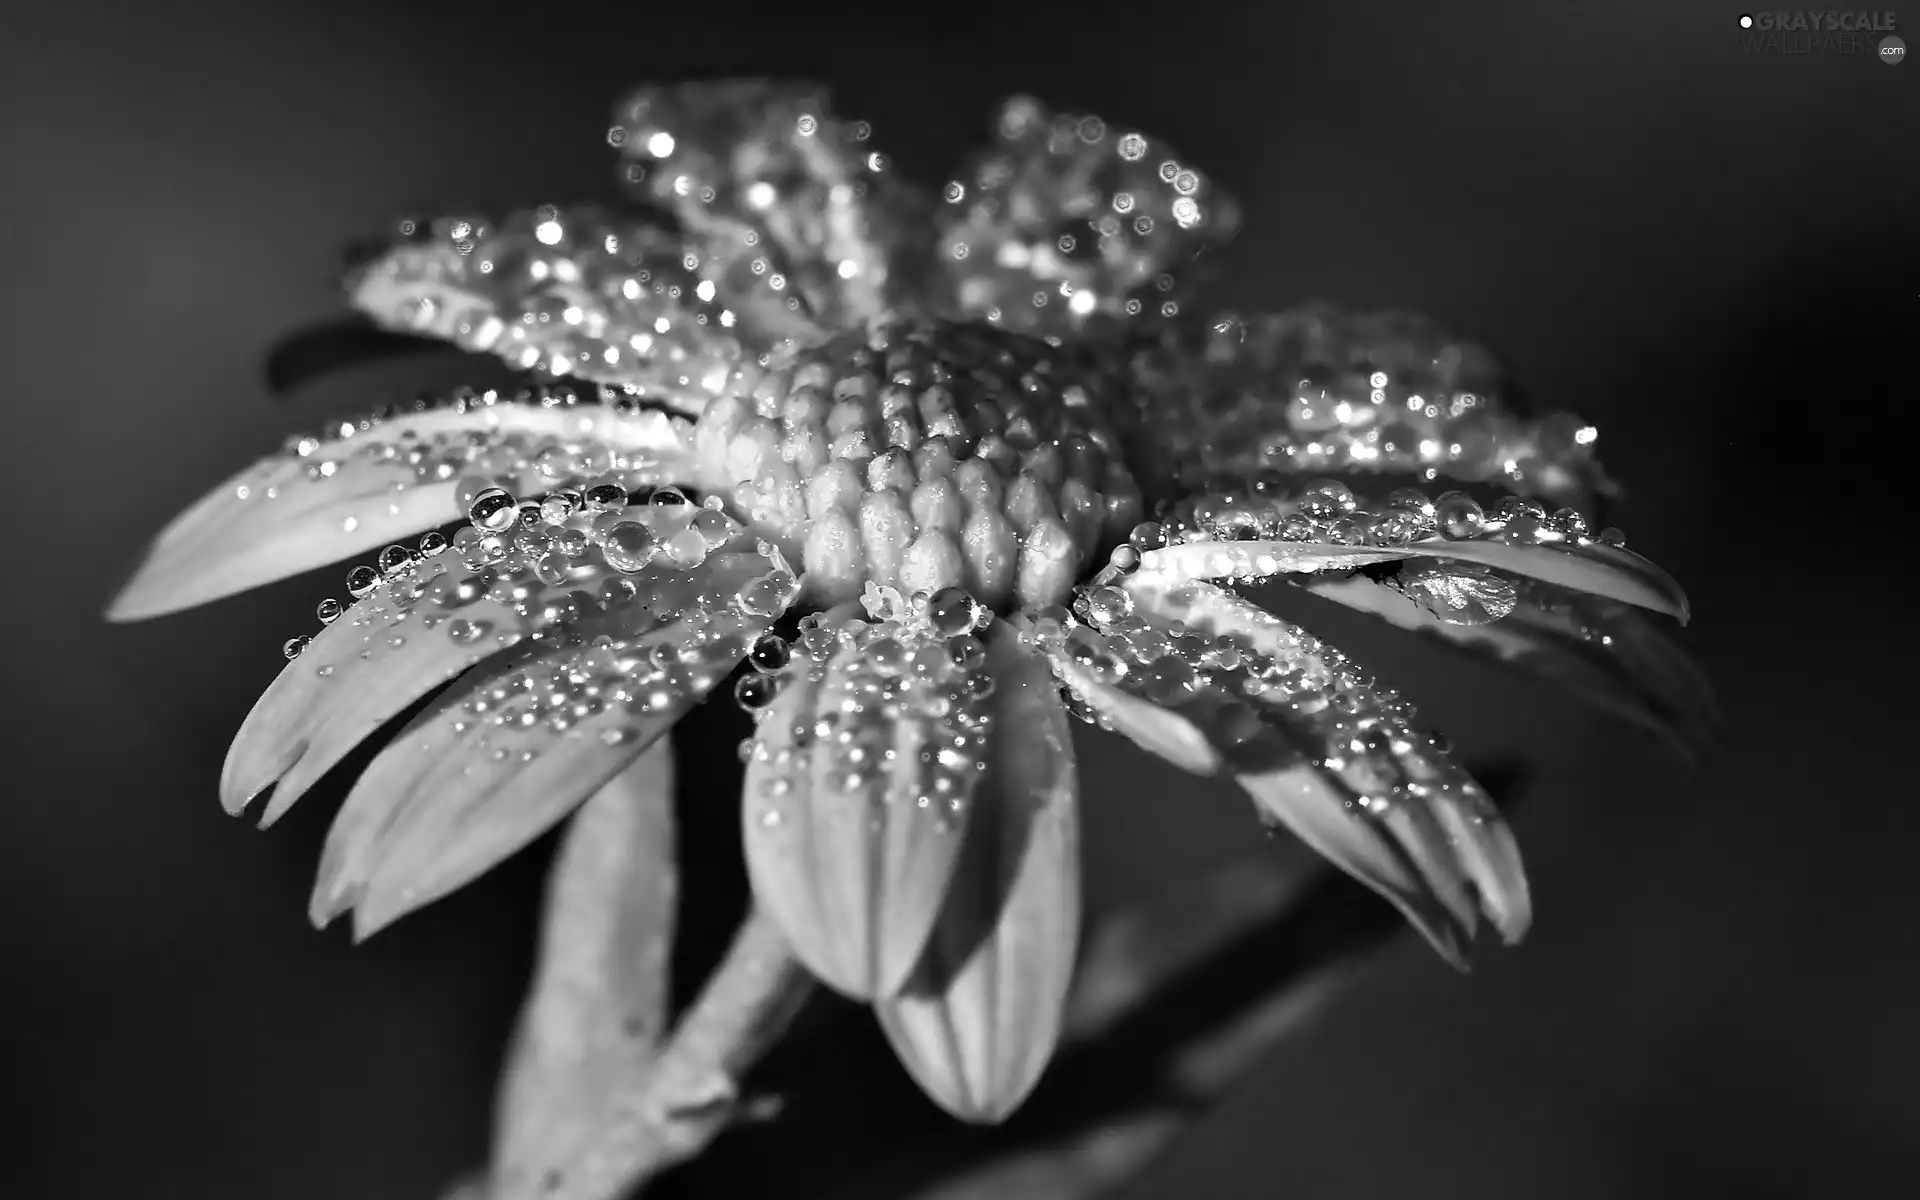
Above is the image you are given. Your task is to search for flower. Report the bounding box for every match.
[107,79,1714,1181]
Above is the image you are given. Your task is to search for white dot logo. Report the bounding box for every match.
[1739,14,1753,28]
[1881,35,1907,64]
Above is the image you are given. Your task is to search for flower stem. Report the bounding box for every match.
[553,907,813,1200]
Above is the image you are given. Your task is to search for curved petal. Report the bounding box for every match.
[313,544,787,936]
[1304,573,1721,757]
[1042,573,1526,966]
[1045,658,1221,777]
[741,616,994,1000]
[219,502,756,824]
[492,742,677,1200]
[611,80,931,328]
[1128,306,1614,511]
[1133,482,1689,622]
[107,386,694,620]
[1136,575,1530,951]
[347,205,807,398]
[936,96,1240,337]
[1235,760,1478,968]
[874,625,1081,1123]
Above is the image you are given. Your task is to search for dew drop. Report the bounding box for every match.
[1140,655,1198,705]
[534,551,571,587]
[584,480,628,512]
[926,586,982,637]
[692,509,733,545]
[1434,491,1483,540]
[748,633,791,673]
[869,637,906,675]
[663,526,710,568]
[469,487,519,532]
[316,597,345,624]
[282,635,310,660]
[377,544,416,577]
[734,672,778,711]
[946,634,986,670]
[737,572,799,618]
[346,565,379,598]
[1084,585,1132,625]
[603,521,658,572]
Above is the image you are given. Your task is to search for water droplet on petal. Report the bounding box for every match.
[1434,491,1484,540]
[469,487,518,532]
[927,586,982,637]
[663,526,710,568]
[603,521,657,573]
[734,672,779,711]
[377,544,416,577]
[748,633,791,673]
[584,478,628,512]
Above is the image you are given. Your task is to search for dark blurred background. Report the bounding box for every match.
[2,0,1915,1196]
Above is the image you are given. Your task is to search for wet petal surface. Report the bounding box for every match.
[1128,306,1615,511]
[1039,573,1528,965]
[109,384,695,620]
[349,206,808,398]
[1304,572,1721,757]
[1132,479,1689,622]
[741,593,1003,1000]
[309,541,787,934]
[874,624,1081,1122]
[612,80,927,328]
[937,96,1240,337]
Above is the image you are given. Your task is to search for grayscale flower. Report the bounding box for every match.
[108,80,1713,1197]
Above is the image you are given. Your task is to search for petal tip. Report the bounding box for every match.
[102,572,171,624]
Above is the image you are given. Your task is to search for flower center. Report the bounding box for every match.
[693,319,1145,612]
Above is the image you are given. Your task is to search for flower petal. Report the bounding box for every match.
[611,80,928,328]
[1128,306,1614,511]
[313,545,785,936]
[1304,572,1722,757]
[1234,759,1477,968]
[220,502,757,825]
[1043,573,1526,966]
[492,742,676,1200]
[1045,658,1221,777]
[1132,576,1531,953]
[874,626,1081,1123]
[937,96,1240,337]
[347,205,807,399]
[107,387,694,621]
[1134,482,1690,622]
[741,617,997,1000]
